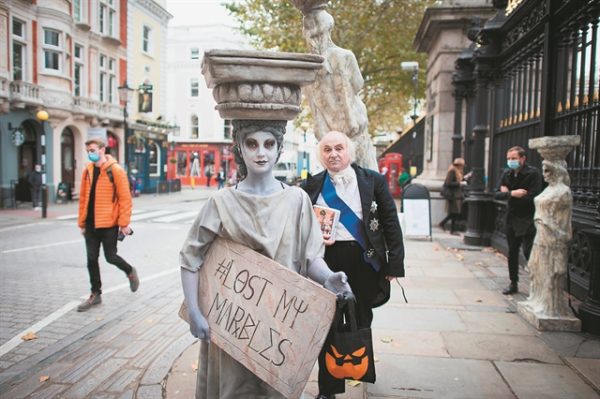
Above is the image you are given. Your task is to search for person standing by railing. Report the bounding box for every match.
[494,146,543,295]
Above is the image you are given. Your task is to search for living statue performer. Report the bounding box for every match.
[295,1,378,170]
[522,159,573,318]
[179,120,352,399]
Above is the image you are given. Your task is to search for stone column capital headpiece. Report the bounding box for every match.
[291,0,329,15]
[529,135,581,161]
[202,49,323,121]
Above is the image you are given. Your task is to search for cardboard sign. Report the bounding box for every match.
[180,238,336,399]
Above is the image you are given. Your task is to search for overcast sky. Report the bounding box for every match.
[165,0,236,26]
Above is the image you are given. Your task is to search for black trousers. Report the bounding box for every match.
[439,213,459,232]
[84,226,133,294]
[318,241,378,395]
[30,186,41,207]
[506,224,535,283]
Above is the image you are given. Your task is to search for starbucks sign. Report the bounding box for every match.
[11,130,25,146]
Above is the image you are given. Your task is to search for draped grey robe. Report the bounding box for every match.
[180,186,325,399]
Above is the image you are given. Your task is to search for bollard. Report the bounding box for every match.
[41,184,48,218]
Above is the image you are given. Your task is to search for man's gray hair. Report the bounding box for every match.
[317,131,356,168]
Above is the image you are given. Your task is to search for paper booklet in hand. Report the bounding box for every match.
[313,205,341,240]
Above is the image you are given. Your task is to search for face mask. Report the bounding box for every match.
[88,152,100,163]
[507,160,520,170]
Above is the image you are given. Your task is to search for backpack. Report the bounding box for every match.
[106,165,117,202]
[87,163,117,202]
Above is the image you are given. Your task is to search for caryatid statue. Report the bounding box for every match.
[517,135,582,332]
[292,0,379,170]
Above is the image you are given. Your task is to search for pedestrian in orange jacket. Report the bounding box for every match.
[76,137,139,311]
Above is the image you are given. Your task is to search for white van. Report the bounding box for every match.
[273,162,298,185]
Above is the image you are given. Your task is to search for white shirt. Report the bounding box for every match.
[316,166,363,241]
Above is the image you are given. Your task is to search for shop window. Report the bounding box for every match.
[149,142,160,176]
[176,151,188,177]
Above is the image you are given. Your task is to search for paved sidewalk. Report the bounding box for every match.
[166,229,600,399]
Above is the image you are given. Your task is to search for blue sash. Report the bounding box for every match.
[321,173,381,272]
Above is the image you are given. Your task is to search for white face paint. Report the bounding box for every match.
[240,130,279,178]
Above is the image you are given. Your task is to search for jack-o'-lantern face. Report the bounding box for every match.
[325,344,369,380]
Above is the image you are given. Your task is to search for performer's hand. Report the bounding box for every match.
[80,227,85,235]
[324,271,353,298]
[385,275,396,282]
[120,225,132,235]
[500,185,509,193]
[188,307,210,341]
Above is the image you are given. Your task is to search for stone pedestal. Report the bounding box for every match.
[517,135,582,332]
[517,302,581,332]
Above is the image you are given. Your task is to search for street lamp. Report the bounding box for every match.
[118,81,134,169]
[300,121,310,180]
[36,109,49,218]
[401,61,419,124]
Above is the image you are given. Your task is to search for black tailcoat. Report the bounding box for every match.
[303,163,405,307]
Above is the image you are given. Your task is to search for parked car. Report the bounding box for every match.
[273,162,298,185]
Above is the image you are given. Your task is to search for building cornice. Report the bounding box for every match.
[37,6,73,25]
[414,6,495,53]
[133,0,173,23]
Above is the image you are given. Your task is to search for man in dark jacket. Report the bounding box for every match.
[303,131,405,399]
[28,164,43,209]
[494,146,543,295]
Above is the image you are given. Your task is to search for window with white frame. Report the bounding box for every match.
[73,0,83,23]
[12,18,26,81]
[223,119,232,140]
[43,28,62,72]
[108,57,116,103]
[190,48,199,60]
[74,44,84,96]
[142,25,152,54]
[149,142,160,175]
[190,78,199,97]
[98,0,116,36]
[99,54,106,102]
[191,115,199,138]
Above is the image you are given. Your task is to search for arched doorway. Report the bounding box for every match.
[60,128,75,190]
[106,132,119,161]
